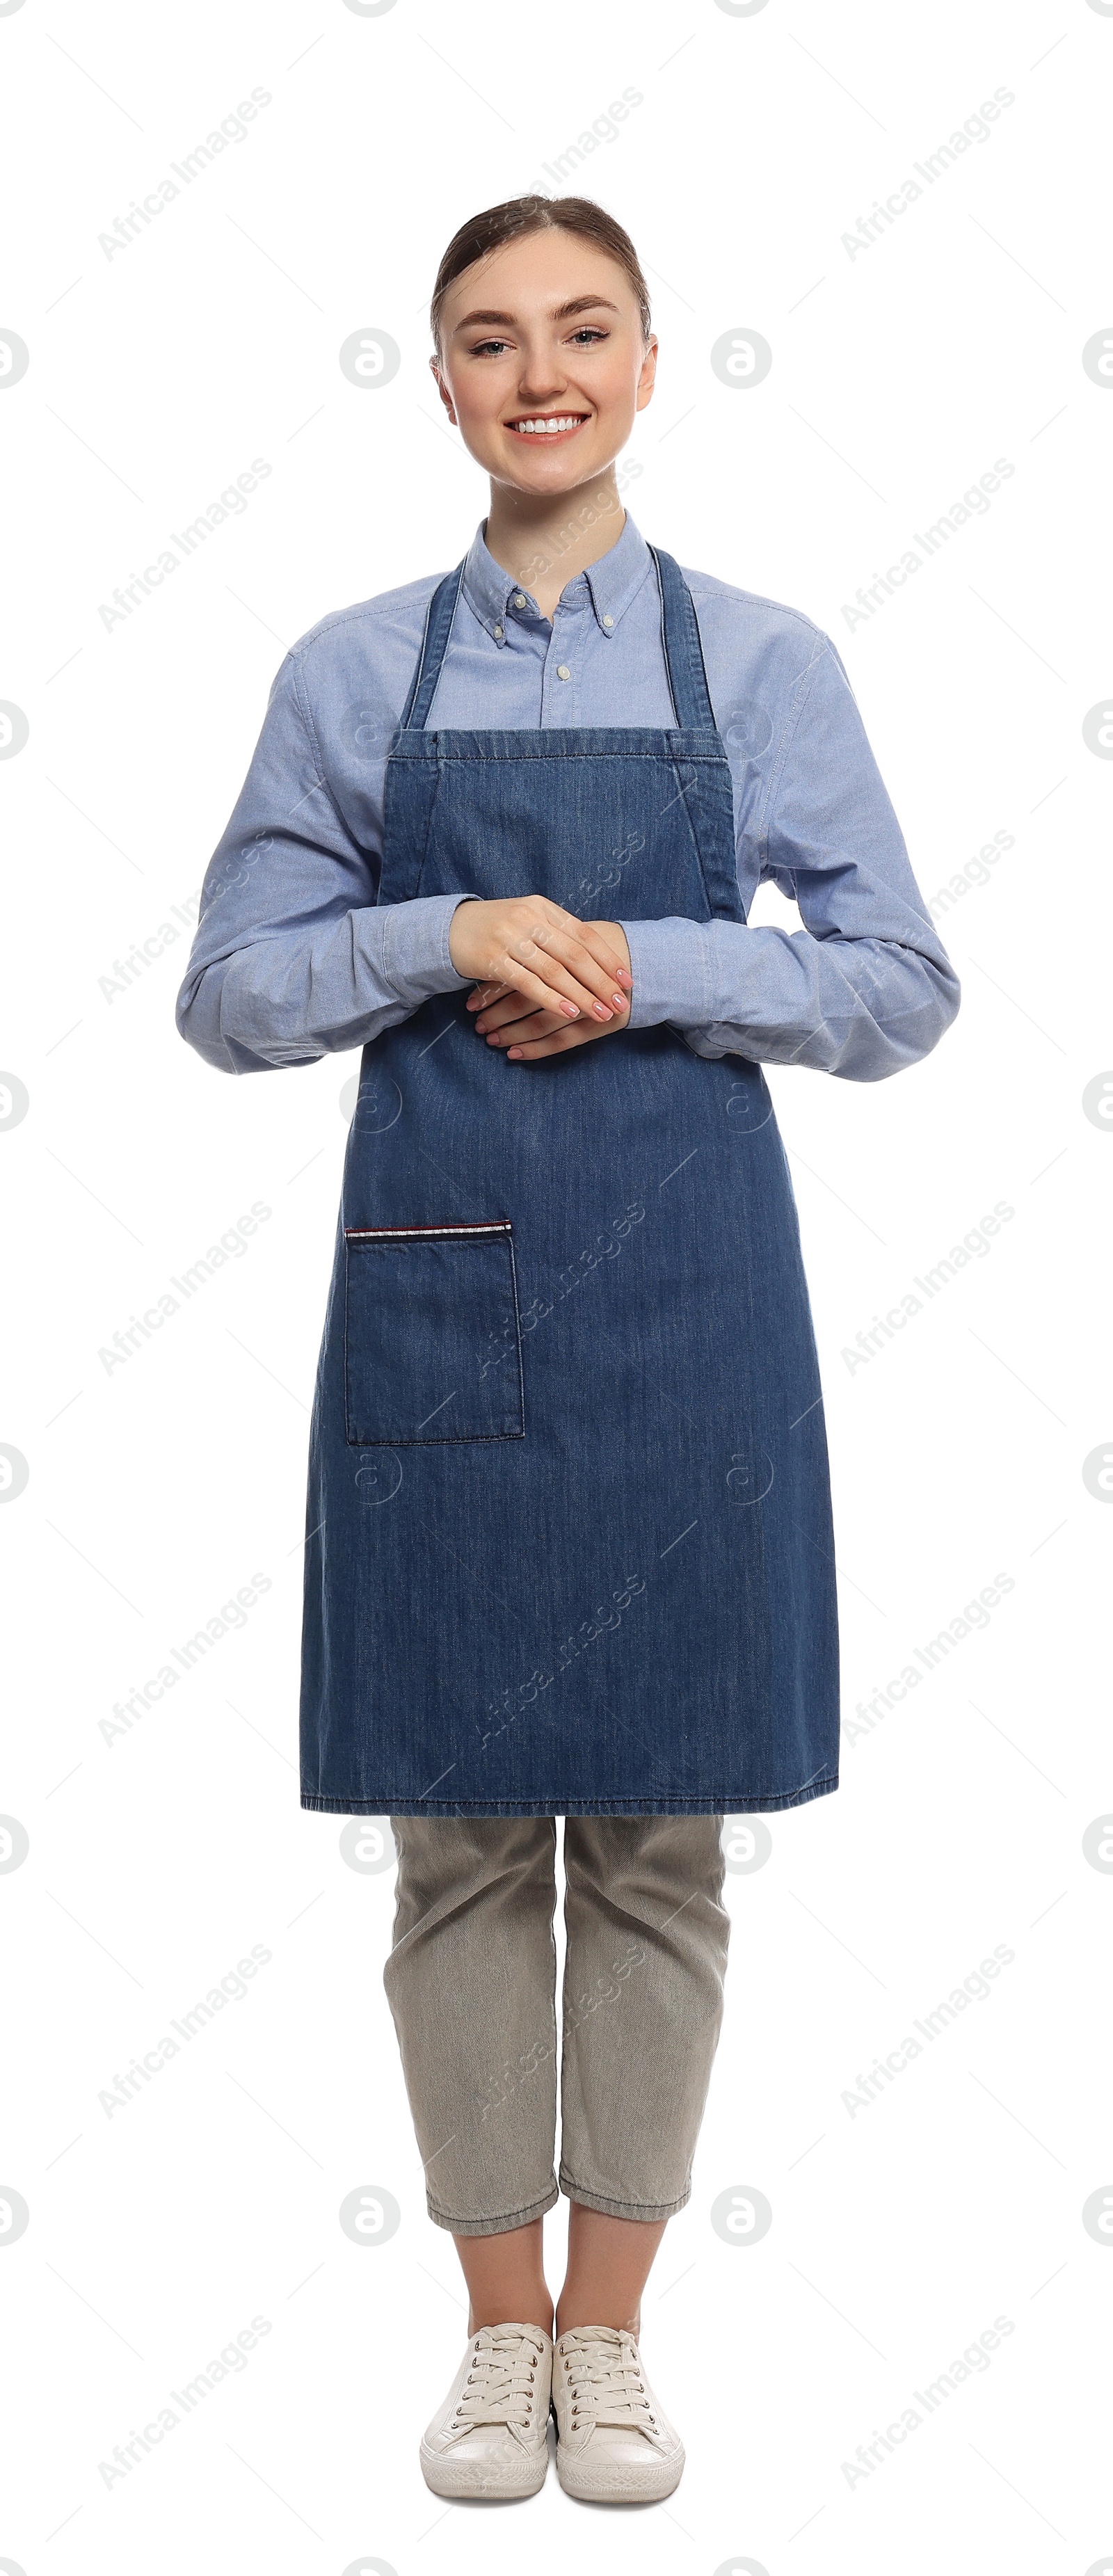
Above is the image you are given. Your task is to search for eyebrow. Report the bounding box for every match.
[450,296,620,335]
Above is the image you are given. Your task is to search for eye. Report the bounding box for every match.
[568,327,607,345]
[469,337,513,357]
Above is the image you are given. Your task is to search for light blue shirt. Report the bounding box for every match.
[176,511,959,1078]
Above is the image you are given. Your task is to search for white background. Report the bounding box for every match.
[1,1,1110,2569]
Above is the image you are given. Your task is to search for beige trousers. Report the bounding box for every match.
[384,1814,730,2236]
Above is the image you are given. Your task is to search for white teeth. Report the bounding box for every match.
[510,416,585,434]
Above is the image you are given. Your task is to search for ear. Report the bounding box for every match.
[429,355,458,424]
[635,337,658,415]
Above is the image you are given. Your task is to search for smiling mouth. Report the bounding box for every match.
[506,413,590,438]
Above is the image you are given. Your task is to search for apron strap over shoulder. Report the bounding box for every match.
[399,545,717,736]
[400,559,467,731]
[649,546,718,734]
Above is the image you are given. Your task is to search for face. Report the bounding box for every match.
[432,227,657,495]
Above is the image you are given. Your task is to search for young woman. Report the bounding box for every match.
[177,195,959,2505]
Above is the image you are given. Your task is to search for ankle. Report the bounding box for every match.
[555,2301,641,2340]
[467,2295,554,2338]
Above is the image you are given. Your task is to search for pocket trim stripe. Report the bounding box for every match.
[344,1221,512,1242]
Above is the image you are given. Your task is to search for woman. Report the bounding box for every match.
[177,194,959,2505]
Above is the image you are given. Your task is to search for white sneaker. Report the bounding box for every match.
[553,2323,684,2501]
[419,2321,552,2498]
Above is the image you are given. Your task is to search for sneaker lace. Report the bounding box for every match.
[451,2326,545,2433]
[560,2326,659,2437]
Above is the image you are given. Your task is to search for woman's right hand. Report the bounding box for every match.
[449,896,632,1027]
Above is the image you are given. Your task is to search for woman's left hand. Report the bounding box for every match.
[468,922,632,1061]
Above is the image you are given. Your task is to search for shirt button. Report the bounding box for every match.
[556,664,571,681]
[602,614,614,627]
[513,593,527,609]
[493,623,504,639]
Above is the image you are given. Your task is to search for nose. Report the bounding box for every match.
[515,350,571,406]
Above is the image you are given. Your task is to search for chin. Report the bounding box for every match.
[503,445,609,486]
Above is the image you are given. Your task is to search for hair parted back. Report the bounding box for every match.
[430,195,652,360]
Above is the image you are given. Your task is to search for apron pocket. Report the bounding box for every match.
[344,1222,525,1445]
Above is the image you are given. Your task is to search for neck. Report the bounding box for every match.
[483,474,625,622]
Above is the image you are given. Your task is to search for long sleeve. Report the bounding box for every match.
[620,633,959,1080]
[175,653,470,1075]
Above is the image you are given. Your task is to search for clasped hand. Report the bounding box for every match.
[448,896,632,1064]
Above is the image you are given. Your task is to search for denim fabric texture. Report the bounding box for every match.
[298,550,840,1816]
[383,1814,731,2234]
[175,511,959,1080]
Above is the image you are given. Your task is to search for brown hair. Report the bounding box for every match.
[430,194,652,359]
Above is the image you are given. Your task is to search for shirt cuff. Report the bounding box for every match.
[620,918,717,1031]
[379,894,479,1005]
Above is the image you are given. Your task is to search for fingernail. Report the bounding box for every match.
[617,968,633,984]
[592,1002,613,1021]
[611,992,626,1009]
[561,1001,580,1018]
[507,1047,524,1059]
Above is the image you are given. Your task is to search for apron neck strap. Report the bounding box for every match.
[648,545,717,732]
[399,545,716,734]
[400,559,467,730]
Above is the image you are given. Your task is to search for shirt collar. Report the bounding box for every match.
[461,507,654,645]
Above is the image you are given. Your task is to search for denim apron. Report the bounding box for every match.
[300,547,839,1816]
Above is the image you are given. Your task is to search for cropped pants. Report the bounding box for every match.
[383,1814,730,2237]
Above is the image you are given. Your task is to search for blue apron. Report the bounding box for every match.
[300,547,838,1816]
